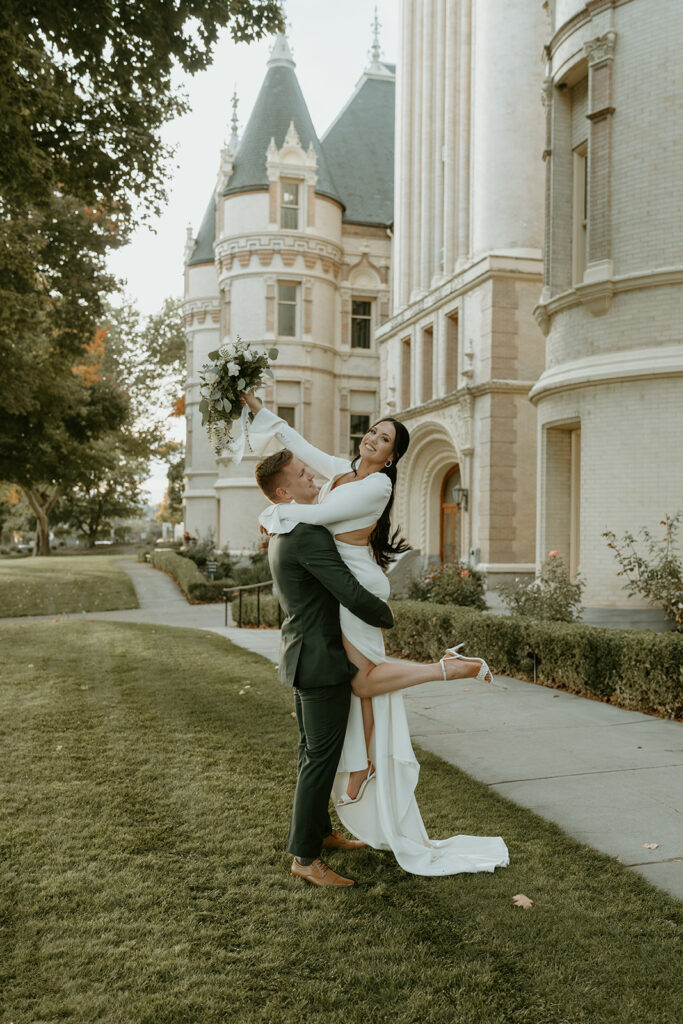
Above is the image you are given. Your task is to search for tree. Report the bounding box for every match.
[1,1,282,438]
[0,1,283,222]
[155,442,185,525]
[55,436,149,546]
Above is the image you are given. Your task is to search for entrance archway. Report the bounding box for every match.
[440,465,462,564]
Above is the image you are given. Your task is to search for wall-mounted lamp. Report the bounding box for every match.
[451,486,469,511]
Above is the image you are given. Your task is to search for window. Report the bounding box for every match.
[349,414,370,456]
[277,282,297,337]
[280,180,300,229]
[422,325,434,403]
[445,312,458,393]
[277,405,296,428]
[543,423,581,579]
[401,338,411,409]
[351,300,372,349]
[572,144,588,284]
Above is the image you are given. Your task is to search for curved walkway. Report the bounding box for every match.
[5,558,681,899]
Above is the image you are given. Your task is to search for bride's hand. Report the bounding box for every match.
[238,391,263,413]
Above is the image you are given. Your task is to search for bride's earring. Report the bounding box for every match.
[385,458,393,468]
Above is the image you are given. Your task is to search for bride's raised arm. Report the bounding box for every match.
[244,395,349,482]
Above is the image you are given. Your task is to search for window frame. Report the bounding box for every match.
[350,298,373,350]
[349,412,371,457]
[572,142,588,285]
[280,178,301,231]
[277,281,298,338]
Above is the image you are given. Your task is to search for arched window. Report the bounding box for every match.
[440,465,462,564]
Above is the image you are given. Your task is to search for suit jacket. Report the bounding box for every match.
[268,522,393,688]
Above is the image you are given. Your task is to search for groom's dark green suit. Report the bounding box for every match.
[269,522,393,859]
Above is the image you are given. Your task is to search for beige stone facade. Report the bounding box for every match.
[532,0,683,619]
[378,0,547,586]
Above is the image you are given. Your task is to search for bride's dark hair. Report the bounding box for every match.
[350,417,411,570]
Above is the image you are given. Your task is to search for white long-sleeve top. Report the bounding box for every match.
[251,407,392,537]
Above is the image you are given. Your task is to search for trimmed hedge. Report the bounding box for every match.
[136,548,152,563]
[149,551,226,603]
[386,601,683,719]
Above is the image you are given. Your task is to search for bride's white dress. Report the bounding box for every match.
[253,408,509,876]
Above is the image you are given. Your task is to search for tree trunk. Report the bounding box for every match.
[23,485,60,557]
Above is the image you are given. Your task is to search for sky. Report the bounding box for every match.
[108,0,399,505]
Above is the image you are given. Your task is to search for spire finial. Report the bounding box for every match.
[370,6,382,66]
[230,88,239,138]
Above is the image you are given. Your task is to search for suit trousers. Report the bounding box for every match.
[286,682,351,859]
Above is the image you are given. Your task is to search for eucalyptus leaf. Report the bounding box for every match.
[237,378,245,390]
[264,368,274,378]
[208,349,220,360]
[223,398,232,411]
[268,348,279,359]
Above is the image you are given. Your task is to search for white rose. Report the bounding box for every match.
[227,361,240,376]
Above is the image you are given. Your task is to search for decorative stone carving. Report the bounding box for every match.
[583,31,617,67]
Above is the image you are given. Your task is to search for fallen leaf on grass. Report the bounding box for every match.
[643,843,659,850]
[290,711,297,718]
[512,893,534,909]
[80,685,89,690]
[55,745,62,751]
[238,689,245,695]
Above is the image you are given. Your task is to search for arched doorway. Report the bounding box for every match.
[440,465,462,564]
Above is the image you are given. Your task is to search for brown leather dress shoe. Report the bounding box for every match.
[322,828,367,851]
[290,857,355,887]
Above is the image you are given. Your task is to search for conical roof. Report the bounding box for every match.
[187,194,216,266]
[224,36,342,206]
[321,65,395,227]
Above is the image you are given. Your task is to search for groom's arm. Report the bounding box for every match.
[299,528,393,630]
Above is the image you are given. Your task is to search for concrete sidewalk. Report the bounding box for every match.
[6,558,681,899]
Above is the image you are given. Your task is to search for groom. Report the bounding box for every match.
[255,448,393,888]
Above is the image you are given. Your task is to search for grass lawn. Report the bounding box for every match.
[1,620,680,1024]
[0,555,138,617]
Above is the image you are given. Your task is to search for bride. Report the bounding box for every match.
[243,393,509,877]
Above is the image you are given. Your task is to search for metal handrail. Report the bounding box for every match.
[223,579,282,628]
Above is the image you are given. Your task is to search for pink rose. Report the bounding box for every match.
[548,550,559,558]
[460,570,470,578]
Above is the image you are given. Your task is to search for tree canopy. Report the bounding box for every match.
[0,1,283,221]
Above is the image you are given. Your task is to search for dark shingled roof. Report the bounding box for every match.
[187,194,216,266]
[321,69,395,227]
[224,44,342,206]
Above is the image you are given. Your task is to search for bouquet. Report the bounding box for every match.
[198,337,278,461]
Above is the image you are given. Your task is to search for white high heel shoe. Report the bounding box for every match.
[337,765,376,807]
[440,643,493,684]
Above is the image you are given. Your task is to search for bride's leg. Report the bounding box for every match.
[341,636,376,800]
[344,639,491,699]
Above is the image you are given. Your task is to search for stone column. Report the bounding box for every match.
[456,0,472,264]
[443,0,458,273]
[410,0,424,297]
[420,0,435,292]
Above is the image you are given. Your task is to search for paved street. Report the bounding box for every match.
[7,557,681,899]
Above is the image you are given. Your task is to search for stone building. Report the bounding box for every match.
[184,1,682,622]
[183,29,394,550]
[378,0,548,589]
[530,0,683,623]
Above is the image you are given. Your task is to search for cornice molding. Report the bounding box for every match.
[533,265,683,334]
[376,253,543,342]
[547,0,633,61]
[529,344,683,403]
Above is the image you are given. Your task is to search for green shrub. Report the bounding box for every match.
[498,553,584,622]
[149,550,226,603]
[385,600,683,719]
[603,512,683,631]
[136,547,152,563]
[231,592,281,627]
[407,562,486,610]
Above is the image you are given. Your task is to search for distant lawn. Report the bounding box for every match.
[0,555,138,617]
[0,620,680,1024]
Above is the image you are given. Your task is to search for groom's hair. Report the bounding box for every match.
[255,448,294,500]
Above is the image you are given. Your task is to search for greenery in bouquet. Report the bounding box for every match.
[408,561,487,609]
[198,338,278,455]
